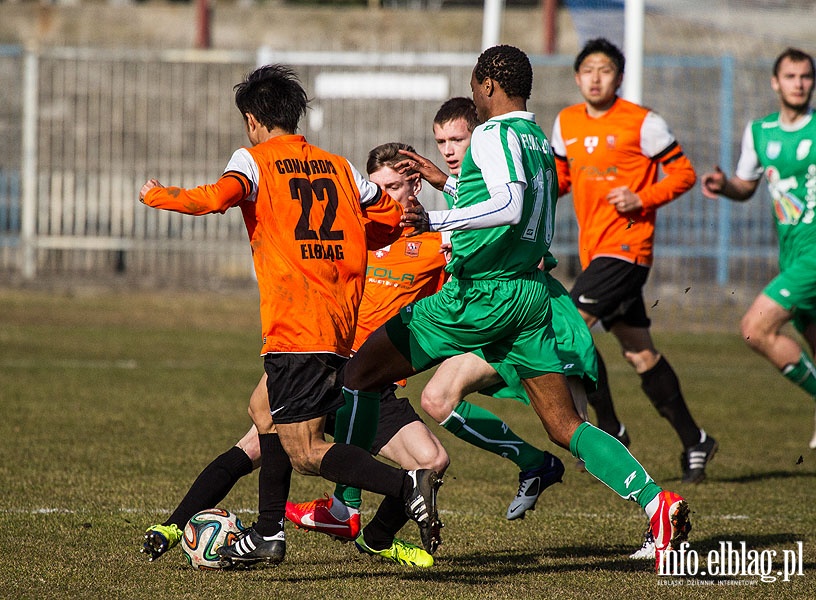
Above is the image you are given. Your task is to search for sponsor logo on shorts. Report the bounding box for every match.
[577,294,599,305]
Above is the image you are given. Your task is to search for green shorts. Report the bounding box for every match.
[385,271,563,380]
[479,273,598,405]
[764,254,816,334]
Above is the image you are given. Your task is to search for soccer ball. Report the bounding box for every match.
[181,508,245,570]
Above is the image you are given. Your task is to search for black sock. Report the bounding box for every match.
[319,443,405,498]
[254,433,291,537]
[640,355,700,448]
[362,495,409,550]
[586,349,623,435]
[165,445,253,528]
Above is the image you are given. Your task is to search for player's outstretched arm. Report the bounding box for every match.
[139,174,249,215]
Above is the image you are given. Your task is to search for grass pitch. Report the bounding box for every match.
[1,287,814,599]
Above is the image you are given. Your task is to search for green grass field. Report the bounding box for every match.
[2,288,814,599]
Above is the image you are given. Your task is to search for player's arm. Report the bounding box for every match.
[551,114,572,197]
[701,123,761,201]
[347,160,405,249]
[362,191,405,249]
[413,125,525,232]
[634,112,697,211]
[140,173,249,215]
[701,167,758,200]
[635,142,696,210]
[139,148,254,215]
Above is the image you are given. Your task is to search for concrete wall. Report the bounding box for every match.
[1,1,812,59]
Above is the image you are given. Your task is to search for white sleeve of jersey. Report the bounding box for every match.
[427,181,524,231]
[551,114,566,157]
[224,148,259,202]
[426,123,525,231]
[443,175,458,197]
[734,122,763,182]
[640,111,676,158]
[346,160,384,206]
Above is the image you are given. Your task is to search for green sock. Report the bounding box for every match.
[781,351,816,398]
[570,422,661,510]
[442,400,549,471]
[331,388,381,509]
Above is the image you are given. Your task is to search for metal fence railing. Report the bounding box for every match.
[0,46,783,315]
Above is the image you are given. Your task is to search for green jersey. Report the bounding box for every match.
[428,112,558,280]
[738,110,816,270]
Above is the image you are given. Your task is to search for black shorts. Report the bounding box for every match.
[263,353,346,425]
[324,385,422,455]
[371,387,423,455]
[570,257,652,330]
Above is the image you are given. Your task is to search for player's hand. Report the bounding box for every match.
[401,204,430,236]
[139,179,164,203]
[396,149,448,191]
[439,241,452,262]
[701,165,726,199]
[606,186,642,213]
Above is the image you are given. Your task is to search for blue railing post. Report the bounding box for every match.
[716,54,735,286]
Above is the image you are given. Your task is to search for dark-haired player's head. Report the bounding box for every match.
[473,45,533,100]
[234,64,308,134]
[771,48,815,113]
[773,47,814,78]
[433,97,480,132]
[573,38,625,111]
[366,142,420,210]
[574,38,625,76]
[433,98,479,175]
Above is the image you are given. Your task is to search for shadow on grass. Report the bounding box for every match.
[711,469,816,484]
[248,546,657,584]
[655,468,816,485]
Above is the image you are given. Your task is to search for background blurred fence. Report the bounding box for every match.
[0,45,782,318]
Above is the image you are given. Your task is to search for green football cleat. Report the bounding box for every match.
[355,534,434,568]
[141,523,183,562]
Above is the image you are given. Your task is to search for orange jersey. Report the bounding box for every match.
[353,231,447,351]
[552,98,696,268]
[143,134,403,356]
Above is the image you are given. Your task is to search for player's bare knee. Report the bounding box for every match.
[420,386,455,423]
[432,449,450,474]
[414,443,450,473]
[740,313,766,350]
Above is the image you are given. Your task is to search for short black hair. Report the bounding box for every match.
[433,97,480,132]
[474,45,533,100]
[366,142,417,176]
[773,47,815,78]
[234,64,308,133]
[574,38,625,75]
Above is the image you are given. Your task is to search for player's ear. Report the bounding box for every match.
[412,176,422,196]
